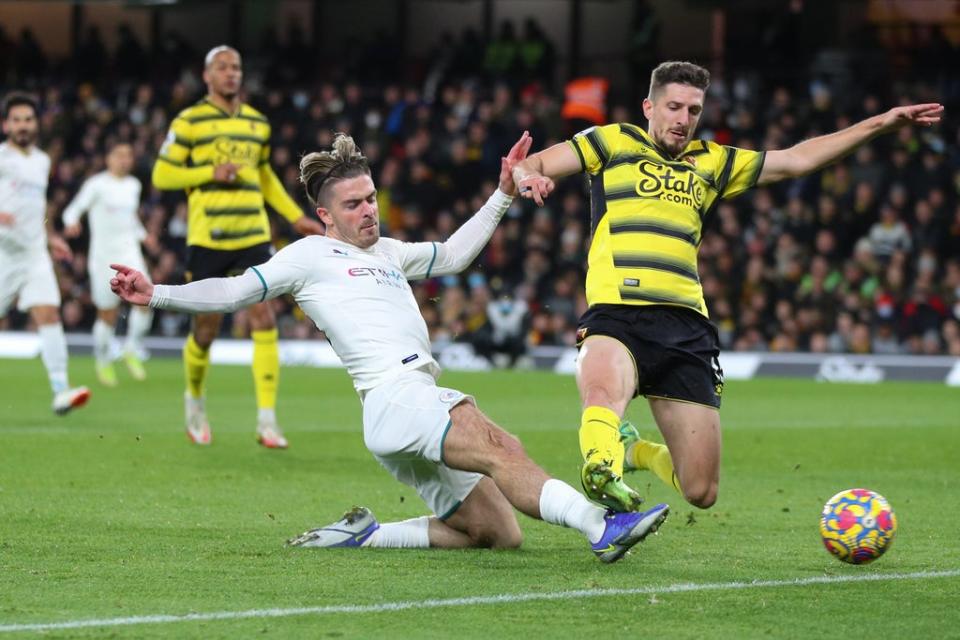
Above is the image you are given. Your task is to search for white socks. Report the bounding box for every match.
[258,407,277,424]
[38,323,70,393]
[364,516,430,548]
[124,307,153,355]
[539,478,607,544]
[93,319,114,365]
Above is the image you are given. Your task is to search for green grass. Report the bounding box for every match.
[2,356,959,638]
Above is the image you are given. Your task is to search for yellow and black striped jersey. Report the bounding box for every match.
[569,123,765,317]
[152,98,303,251]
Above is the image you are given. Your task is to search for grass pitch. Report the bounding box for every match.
[2,355,959,638]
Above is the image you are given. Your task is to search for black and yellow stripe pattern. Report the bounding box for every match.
[153,99,303,250]
[570,123,764,317]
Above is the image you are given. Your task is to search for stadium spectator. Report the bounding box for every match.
[869,203,913,262]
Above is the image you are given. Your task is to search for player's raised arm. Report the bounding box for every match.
[758,103,944,184]
[511,139,583,206]
[401,131,532,278]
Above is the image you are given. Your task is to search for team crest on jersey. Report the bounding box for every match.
[682,155,697,167]
[439,389,461,403]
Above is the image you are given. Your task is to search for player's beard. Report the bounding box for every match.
[9,128,36,149]
[659,130,689,158]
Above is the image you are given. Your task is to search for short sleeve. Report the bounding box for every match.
[157,117,194,167]
[712,143,766,199]
[568,123,621,175]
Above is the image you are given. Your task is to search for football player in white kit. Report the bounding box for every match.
[110,132,669,563]
[0,93,90,414]
[62,142,153,387]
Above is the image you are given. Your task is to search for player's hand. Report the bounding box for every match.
[878,103,944,132]
[213,162,241,183]
[63,223,82,238]
[48,235,73,262]
[498,131,534,196]
[0,212,14,226]
[110,264,155,306]
[293,215,325,236]
[515,173,554,206]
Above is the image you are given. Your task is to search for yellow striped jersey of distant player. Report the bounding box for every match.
[153,98,302,250]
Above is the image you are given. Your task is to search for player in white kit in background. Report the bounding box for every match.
[62,142,153,387]
[110,132,670,563]
[0,92,89,414]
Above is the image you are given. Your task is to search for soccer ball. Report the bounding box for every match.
[819,488,897,564]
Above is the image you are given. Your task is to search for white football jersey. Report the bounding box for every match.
[0,142,50,251]
[253,235,442,390]
[149,189,514,392]
[62,171,144,260]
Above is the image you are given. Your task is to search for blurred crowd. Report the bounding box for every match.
[1,15,959,359]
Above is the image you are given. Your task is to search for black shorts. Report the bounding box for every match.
[576,304,724,408]
[185,243,273,282]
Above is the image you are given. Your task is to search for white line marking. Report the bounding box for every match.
[2,569,957,633]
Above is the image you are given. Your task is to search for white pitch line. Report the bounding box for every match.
[2,569,958,634]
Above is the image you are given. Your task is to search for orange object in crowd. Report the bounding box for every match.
[561,77,610,126]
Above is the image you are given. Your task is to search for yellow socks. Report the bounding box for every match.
[185,329,279,411]
[579,406,624,476]
[183,333,210,399]
[628,439,680,492]
[251,328,279,411]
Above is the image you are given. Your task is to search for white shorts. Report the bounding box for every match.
[89,251,147,310]
[362,369,482,519]
[0,246,61,316]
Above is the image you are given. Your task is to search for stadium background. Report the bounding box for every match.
[1,0,959,360]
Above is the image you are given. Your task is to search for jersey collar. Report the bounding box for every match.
[203,97,242,118]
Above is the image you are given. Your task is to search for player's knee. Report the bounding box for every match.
[467,519,522,549]
[580,386,616,409]
[494,525,523,550]
[31,305,60,325]
[192,326,216,348]
[683,480,718,509]
[248,302,275,329]
[485,427,527,466]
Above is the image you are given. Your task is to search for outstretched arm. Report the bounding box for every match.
[511,141,583,206]
[414,132,532,277]
[759,103,943,184]
[111,264,272,313]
